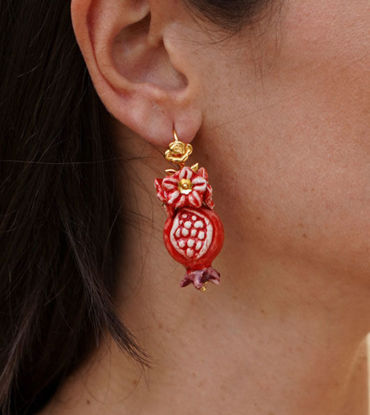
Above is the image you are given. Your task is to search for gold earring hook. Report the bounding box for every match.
[173,129,180,142]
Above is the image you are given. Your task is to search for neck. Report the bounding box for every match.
[43,130,370,415]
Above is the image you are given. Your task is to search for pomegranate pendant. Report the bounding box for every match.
[154,131,224,291]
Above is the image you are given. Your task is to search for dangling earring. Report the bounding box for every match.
[154,129,224,292]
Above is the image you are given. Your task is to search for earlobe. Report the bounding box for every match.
[70,0,202,146]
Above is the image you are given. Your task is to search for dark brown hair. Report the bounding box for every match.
[0,1,271,414]
[186,0,272,30]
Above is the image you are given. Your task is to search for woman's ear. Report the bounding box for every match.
[70,0,202,145]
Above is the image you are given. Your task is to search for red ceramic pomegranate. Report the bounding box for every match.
[155,166,224,290]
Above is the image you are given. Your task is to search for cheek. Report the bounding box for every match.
[224,94,370,279]
[251,0,370,275]
[226,124,370,279]
[212,129,370,281]
[200,0,370,277]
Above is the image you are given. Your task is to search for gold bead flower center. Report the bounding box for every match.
[178,178,193,194]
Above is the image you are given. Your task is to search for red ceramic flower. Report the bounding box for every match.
[155,166,214,211]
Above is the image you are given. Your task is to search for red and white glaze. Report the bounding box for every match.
[170,209,213,261]
[155,166,224,290]
[163,207,224,290]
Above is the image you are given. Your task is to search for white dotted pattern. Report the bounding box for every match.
[169,208,213,260]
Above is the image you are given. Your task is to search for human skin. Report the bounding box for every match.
[41,0,370,414]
